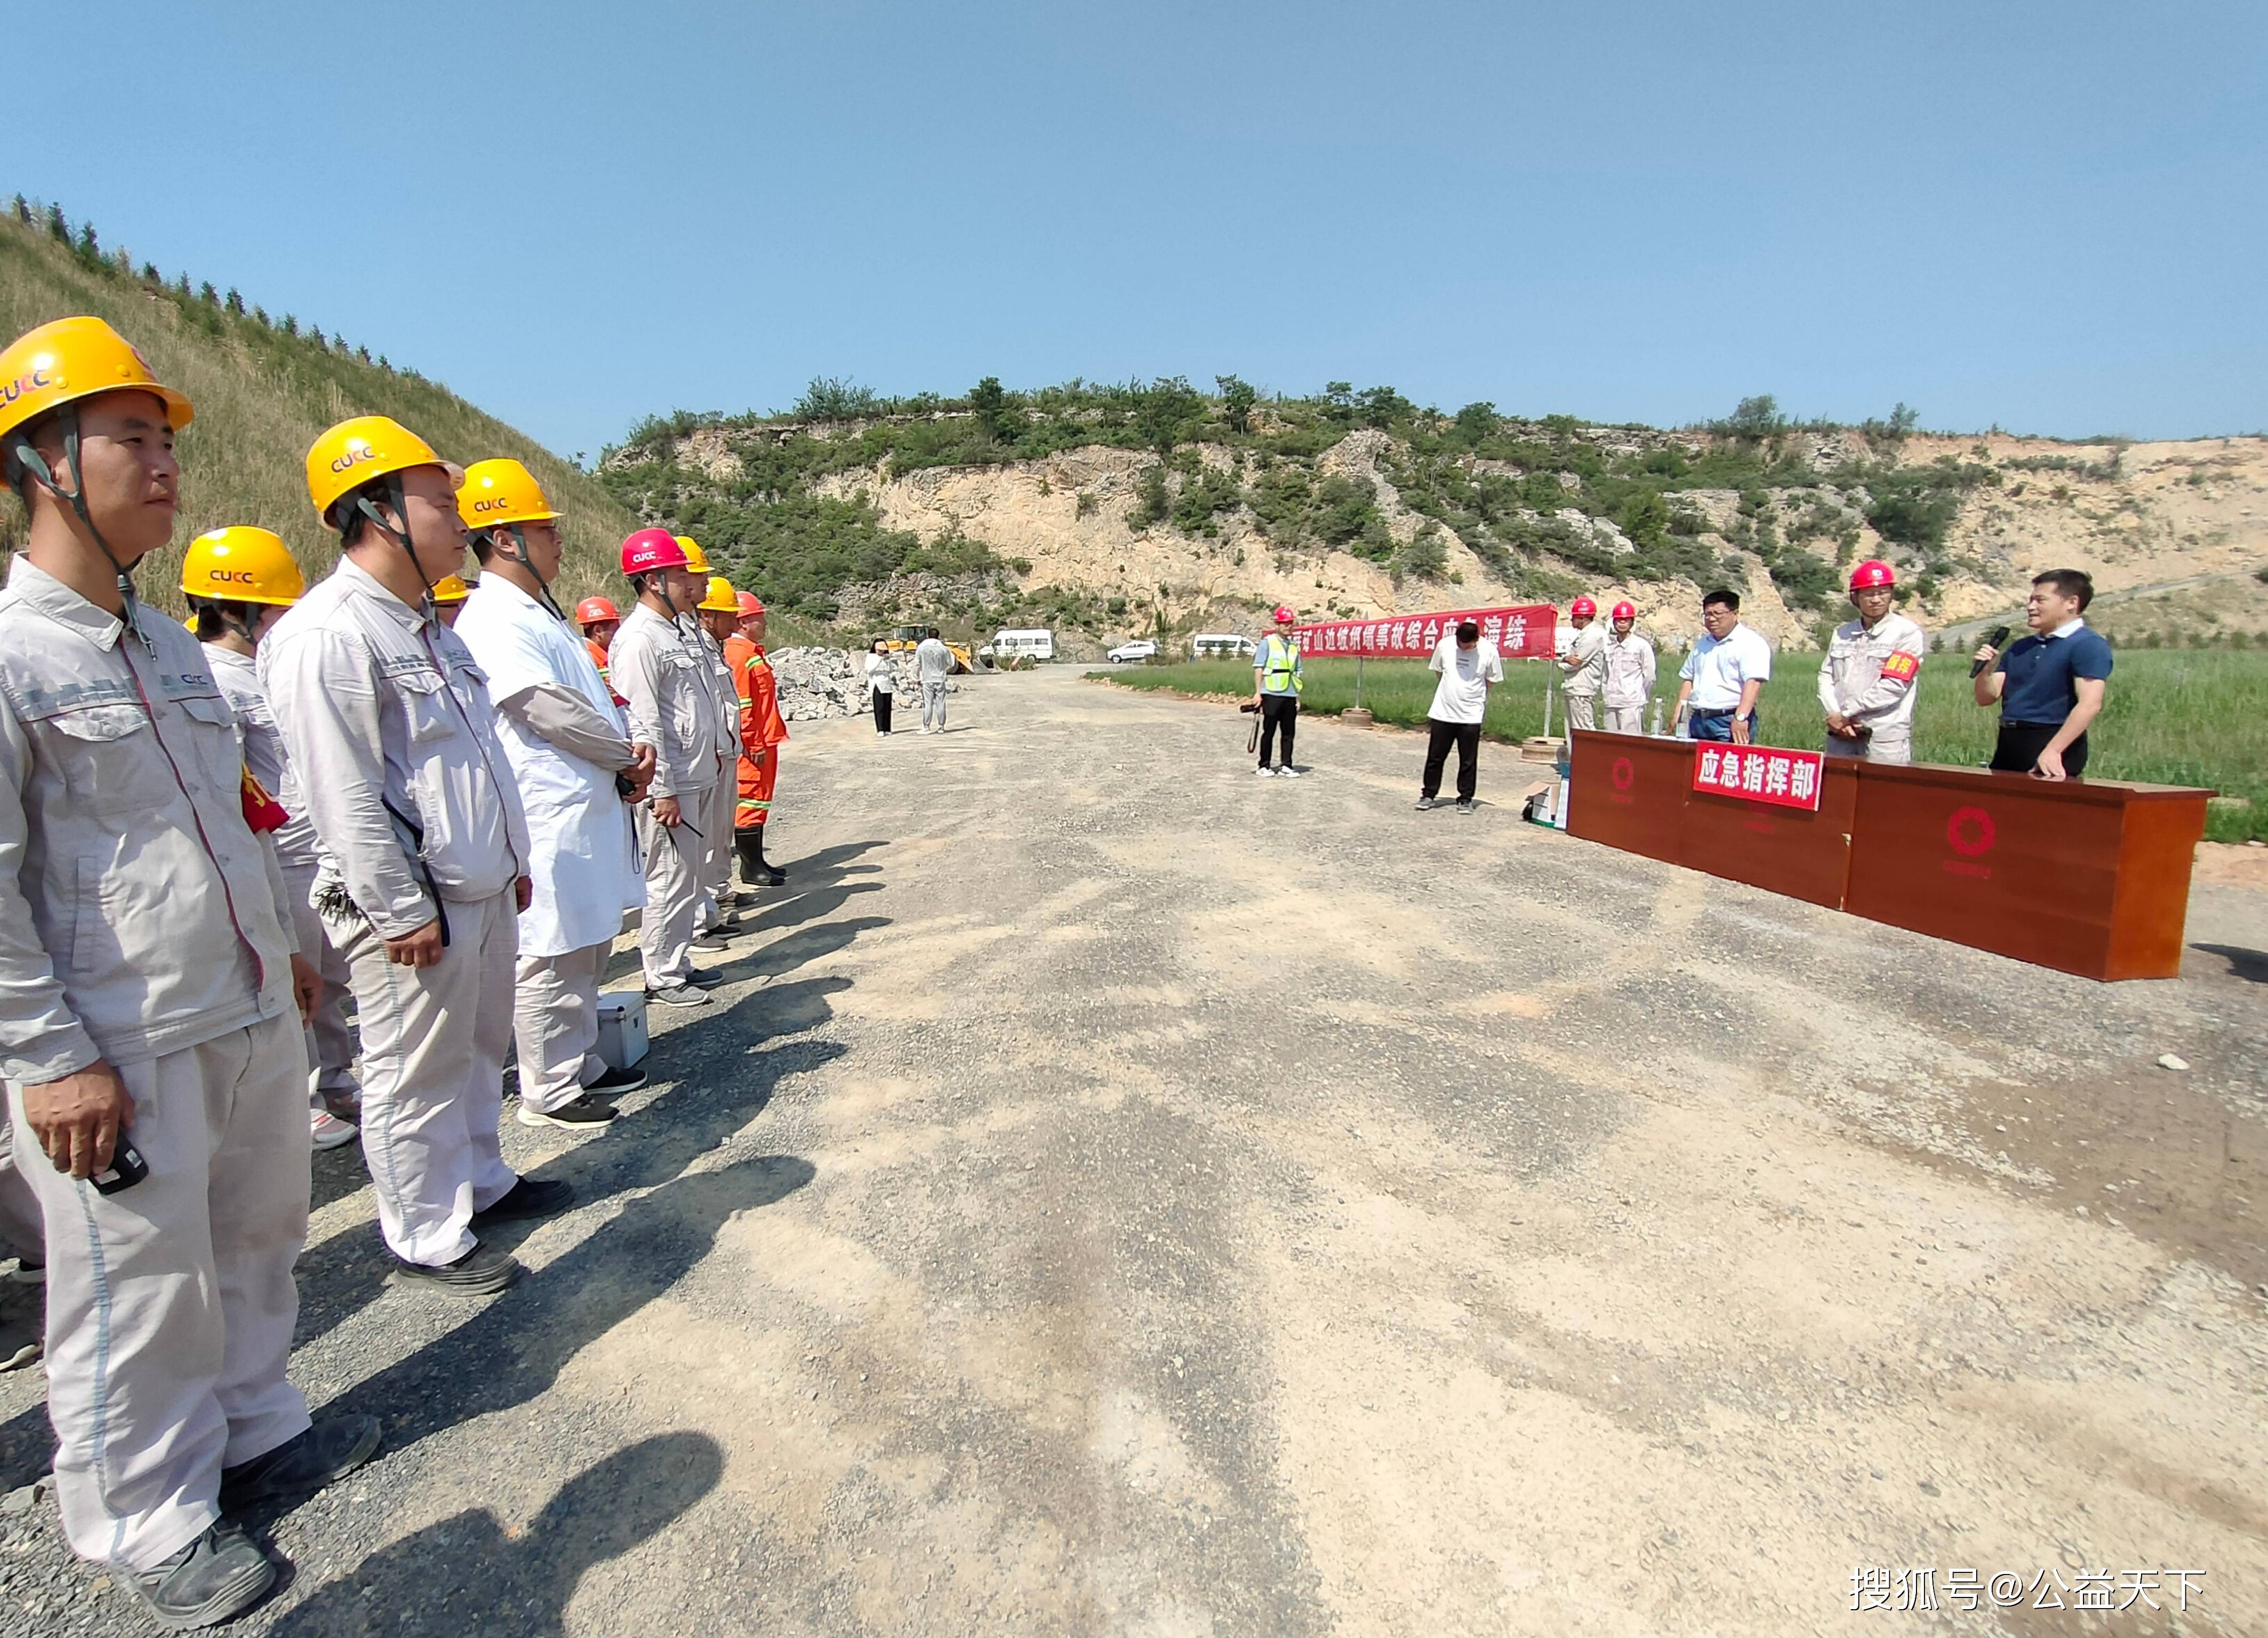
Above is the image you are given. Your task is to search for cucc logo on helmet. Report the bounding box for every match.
[1,368,55,407]
[328,444,379,476]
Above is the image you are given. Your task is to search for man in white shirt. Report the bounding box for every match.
[1600,601,1656,734]
[914,627,954,732]
[1556,595,1608,732]
[452,460,654,1133]
[1417,620,1503,813]
[1675,588,1772,745]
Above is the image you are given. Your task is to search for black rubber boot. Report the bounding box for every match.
[734,831,765,886]
[751,827,787,885]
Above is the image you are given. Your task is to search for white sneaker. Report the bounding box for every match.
[310,1110,358,1149]
[1255,765,1275,777]
[1277,766,1304,779]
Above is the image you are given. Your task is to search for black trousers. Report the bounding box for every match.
[1423,717,1482,801]
[1991,720,2088,777]
[1259,694,1298,768]
[873,689,893,733]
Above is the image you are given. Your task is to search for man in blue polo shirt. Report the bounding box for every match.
[1972,568,2112,780]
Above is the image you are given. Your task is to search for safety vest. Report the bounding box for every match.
[1260,633,1304,694]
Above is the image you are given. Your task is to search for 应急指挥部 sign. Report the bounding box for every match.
[1691,744,1826,812]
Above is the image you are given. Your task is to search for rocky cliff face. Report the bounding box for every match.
[652,422,2268,653]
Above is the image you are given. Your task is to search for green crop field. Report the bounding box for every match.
[1094,649,2268,840]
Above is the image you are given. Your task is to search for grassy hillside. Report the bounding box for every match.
[0,201,635,610]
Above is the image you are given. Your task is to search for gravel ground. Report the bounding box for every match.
[0,668,2261,1635]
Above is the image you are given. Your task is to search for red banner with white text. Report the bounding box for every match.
[1292,605,1556,661]
[1690,744,1826,812]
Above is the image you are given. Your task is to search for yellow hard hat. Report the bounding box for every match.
[430,573,473,604]
[181,526,305,607]
[674,536,712,573]
[306,415,455,523]
[699,575,738,613]
[0,316,193,463]
[458,457,559,531]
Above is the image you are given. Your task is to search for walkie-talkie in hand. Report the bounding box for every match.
[1970,625,2011,679]
[93,1134,149,1195]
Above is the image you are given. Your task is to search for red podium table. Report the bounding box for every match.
[1564,733,2210,980]
[1566,731,1858,908]
[1843,763,2208,981]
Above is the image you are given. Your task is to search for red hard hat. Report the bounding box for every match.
[1273,604,1296,624]
[1570,595,1597,618]
[1611,600,1636,621]
[574,596,620,627]
[734,591,765,617]
[1850,558,1896,590]
[620,528,689,577]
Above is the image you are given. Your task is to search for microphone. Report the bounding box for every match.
[1969,625,2010,679]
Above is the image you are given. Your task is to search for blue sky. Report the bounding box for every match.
[17,1,2265,455]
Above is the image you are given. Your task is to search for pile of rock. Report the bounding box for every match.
[768,647,944,722]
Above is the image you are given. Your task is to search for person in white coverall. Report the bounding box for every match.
[610,530,730,1008]
[183,526,364,1151]
[265,416,566,1300]
[1600,601,1657,734]
[0,317,377,1628]
[1556,595,1608,733]
[452,459,655,1132]
[1818,558,1927,764]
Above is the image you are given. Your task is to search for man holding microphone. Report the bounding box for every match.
[1972,569,2112,780]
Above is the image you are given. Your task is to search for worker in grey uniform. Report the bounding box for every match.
[1818,558,1927,764]
[0,317,376,1628]
[914,626,954,732]
[691,570,749,932]
[183,526,362,1151]
[1556,595,1608,732]
[452,459,653,1131]
[1600,601,1657,734]
[610,530,726,1006]
[265,416,566,1299]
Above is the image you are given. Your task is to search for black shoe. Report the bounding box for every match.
[472,1176,574,1226]
[708,914,747,936]
[685,967,725,988]
[218,1414,381,1515]
[585,1062,648,1095]
[127,1522,276,1630]
[516,1094,618,1130]
[645,981,711,1008]
[392,1243,522,1296]
[688,931,732,952]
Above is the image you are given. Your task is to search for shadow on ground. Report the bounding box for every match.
[266,1431,724,1637]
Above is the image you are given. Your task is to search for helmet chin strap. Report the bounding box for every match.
[353,474,440,626]
[10,407,153,651]
[485,523,569,622]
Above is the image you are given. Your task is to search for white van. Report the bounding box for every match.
[992,628,1056,662]
[1191,632,1256,660]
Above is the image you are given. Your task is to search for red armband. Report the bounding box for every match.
[241,767,289,834]
[1879,652,1920,685]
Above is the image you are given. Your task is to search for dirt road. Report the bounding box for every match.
[2,668,2263,1635]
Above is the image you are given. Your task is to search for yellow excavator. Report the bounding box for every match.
[879,624,972,674]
